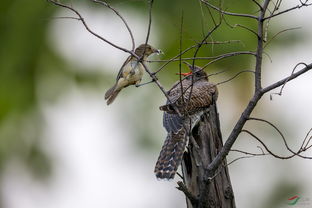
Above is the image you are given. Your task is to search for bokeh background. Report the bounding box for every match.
[1,0,312,207]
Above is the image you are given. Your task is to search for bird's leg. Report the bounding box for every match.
[135,79,155,87]
[130,69,135,75]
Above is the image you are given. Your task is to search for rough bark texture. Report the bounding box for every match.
[181,101,236,208]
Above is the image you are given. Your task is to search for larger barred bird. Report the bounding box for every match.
[154,63,218,180]
[105,44,160,105]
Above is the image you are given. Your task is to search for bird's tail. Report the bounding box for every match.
[154,130,187,180]
[105,84,121,105]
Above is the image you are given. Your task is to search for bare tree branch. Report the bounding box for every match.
[202,51,256,70]
[248,117,312,159]
[241,129,296,159]
[264,62,312,95]
[176,181,199,206]
[90,0,135,50]
[200,0,258,20]
[264,0,312,20]
[143,0,154,55]
[47,0,134,55]
[264,27,301,49]
[249,0,263,10]
[216,70,255,86]
[301,128,312,150]
[254,0,271,92]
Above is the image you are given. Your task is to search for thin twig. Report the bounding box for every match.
[153,51,256,63]
[216,70,255,86]
[202,51,256,70]
[264,27,301,49]
[91,0,135,50]
[241,129,296,159]
[268,62,308,99]
[264,1,312,20]
[144,0,154,48]
[301,128,312,150]
[200,0,258,19]
[249,0,263,10]
[248,117,312,159]
[47,0,134,55]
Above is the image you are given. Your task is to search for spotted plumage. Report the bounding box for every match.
[154,63,218,180]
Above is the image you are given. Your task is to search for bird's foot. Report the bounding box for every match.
[135,80,155,87]
[130,69,135,75]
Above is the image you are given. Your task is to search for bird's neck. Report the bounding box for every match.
[134,55,148,62]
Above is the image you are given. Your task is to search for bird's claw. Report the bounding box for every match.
[130,69,135,75]
[135,79,155,87]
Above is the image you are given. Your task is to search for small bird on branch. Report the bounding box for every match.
[154,63,218,180]
[105,44,161,105]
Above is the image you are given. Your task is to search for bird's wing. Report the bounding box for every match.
[116,55,132,80]
[181,82,218,112]
[160,81,217,114]
[163,111,183,134]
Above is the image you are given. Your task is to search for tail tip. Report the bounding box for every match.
[155,171,175,181]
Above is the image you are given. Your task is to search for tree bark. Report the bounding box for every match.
[181,101,236,208]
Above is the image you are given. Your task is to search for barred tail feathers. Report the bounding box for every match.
[154,130,187,180]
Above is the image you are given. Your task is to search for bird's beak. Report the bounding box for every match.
[176,71,192,76]
[154,48,163,55]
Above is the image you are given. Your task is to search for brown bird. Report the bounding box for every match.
[105,44,161,105]
[154,63,218,180]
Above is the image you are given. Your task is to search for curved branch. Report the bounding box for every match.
[91,0,135,50]
[249,0,263,10]
[47,0,134,55]
[241,129,296,159]
[144,0,154,50]
[263,62,312,95]
[245,118,312,159]
[228,148,268,166]
[264,27,301,49]
[216,70,255,86]
[202,51,256,70]
[200,0,258,20]
[248,117,297,155]
[152,51,255,64]
[264,1,312,20]
[301,128,312,151]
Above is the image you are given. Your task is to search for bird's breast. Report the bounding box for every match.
[122,60,144,82]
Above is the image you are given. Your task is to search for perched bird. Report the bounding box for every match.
[105,44,161,105]
[154,63,218,180]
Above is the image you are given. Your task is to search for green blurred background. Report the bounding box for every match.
[1,0,312,207]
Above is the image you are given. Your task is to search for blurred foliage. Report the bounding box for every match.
[0,0,54,177]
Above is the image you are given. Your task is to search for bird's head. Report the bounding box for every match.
[176,62,208,81]
[135,44,162,58]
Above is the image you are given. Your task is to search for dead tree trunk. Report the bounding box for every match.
[181,101,235,208]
